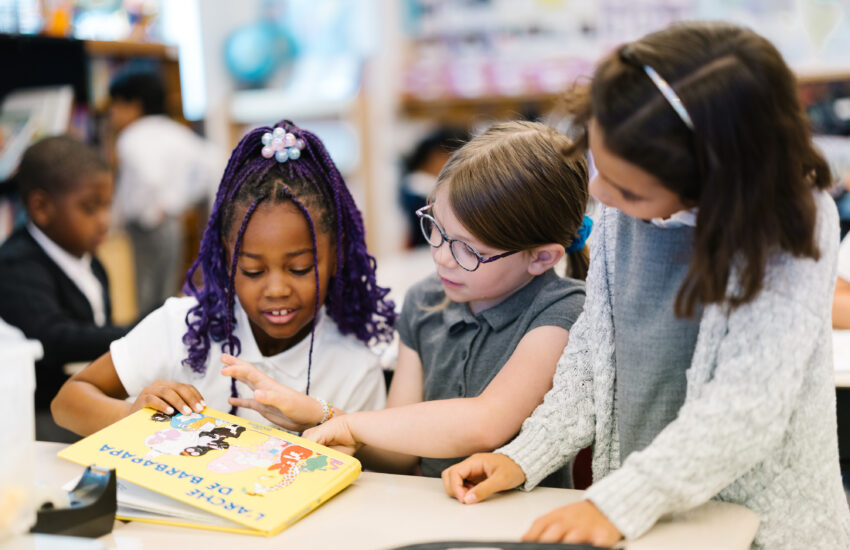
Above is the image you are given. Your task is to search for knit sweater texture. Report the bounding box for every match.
[498,191,850,548]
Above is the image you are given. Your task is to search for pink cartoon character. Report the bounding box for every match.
[207,437,290,474]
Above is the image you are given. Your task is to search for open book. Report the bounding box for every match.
[58,407,360,536]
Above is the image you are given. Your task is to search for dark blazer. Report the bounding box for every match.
[0,227,129,409]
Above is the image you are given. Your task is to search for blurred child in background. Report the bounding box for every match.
[109,70,225,316]
[399,127,467,247]
[0,135,128,442]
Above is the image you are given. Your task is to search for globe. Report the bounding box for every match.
[224,22,291,86]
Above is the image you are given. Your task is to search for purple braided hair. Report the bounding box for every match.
[287,195,320,396]
[181,120,395,414]
[221,195,264,414]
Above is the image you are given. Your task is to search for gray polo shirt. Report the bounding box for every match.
[397,269,585,479]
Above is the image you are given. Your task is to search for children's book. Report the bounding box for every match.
[58,407,360,536]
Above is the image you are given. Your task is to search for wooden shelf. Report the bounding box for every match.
[84,40,178,60]
[400,92,564,123]
[84,39,184,123]
[797,69,850,85]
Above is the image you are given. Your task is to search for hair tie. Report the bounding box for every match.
[260,126,306,163]
[566,215,593,253]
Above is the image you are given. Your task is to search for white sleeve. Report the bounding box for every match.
[110,297,189,396]
[837,234,850,282]
[338,348,387,413]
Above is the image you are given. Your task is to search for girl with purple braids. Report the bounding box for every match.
[52,120,396,436]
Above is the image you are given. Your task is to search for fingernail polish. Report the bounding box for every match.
[165,407,174,414]
[183,406,191,415]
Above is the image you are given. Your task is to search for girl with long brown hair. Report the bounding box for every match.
[442,22,850,548]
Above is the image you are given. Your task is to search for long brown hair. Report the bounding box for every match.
[561,21,831,315]
[434,120,590,280]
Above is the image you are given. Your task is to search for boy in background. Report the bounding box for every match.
[0,135,129,442]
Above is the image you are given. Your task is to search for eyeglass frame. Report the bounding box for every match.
[415,204,519,272]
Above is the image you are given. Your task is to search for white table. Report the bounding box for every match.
[9,441,759,550]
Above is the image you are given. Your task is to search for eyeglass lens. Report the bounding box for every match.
[419,216,480,271]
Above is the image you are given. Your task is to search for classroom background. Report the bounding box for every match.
[1,1,850,545]
[2,0,850,324]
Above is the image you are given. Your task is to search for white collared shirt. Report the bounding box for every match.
[650,208,698,228]
[27,222,106,326]
[110,297,386,425]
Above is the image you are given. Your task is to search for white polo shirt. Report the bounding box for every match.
[111,296,386,426]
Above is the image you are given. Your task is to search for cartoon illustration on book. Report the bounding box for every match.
[145,411,342,496]
[144,412,247,459]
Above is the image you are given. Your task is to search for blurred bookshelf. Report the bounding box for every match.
[398,0,598,125]
[396,0,850,126]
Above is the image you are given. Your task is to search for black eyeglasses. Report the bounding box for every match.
[415,204,518,272]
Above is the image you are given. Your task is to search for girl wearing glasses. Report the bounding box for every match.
[304,120,590,483]
[440,22,850,548]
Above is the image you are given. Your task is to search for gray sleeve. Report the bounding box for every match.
[527,286,586,333]
[497,306,597,487]
[396,281,426,353]
[496,208,614,488]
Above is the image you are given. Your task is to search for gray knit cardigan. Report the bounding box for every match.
[499,191,850,549]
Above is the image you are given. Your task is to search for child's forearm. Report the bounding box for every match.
[349,396,515,458]
[355,445,420,474]
[833,282,850,328]
[51,379,132,436]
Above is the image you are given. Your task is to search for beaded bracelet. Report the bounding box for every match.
[316,398,335,425]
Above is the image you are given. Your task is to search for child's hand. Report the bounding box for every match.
[441,452,526,504]
[302,416,361,455]
[220,354,323,433]
[129,380,206,417]
[522,500,623,547]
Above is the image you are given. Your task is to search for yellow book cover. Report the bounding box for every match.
[58,407,360,536]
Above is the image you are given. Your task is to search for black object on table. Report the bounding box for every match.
[30,464,117,538]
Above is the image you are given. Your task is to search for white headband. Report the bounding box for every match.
[643,65,695,130]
